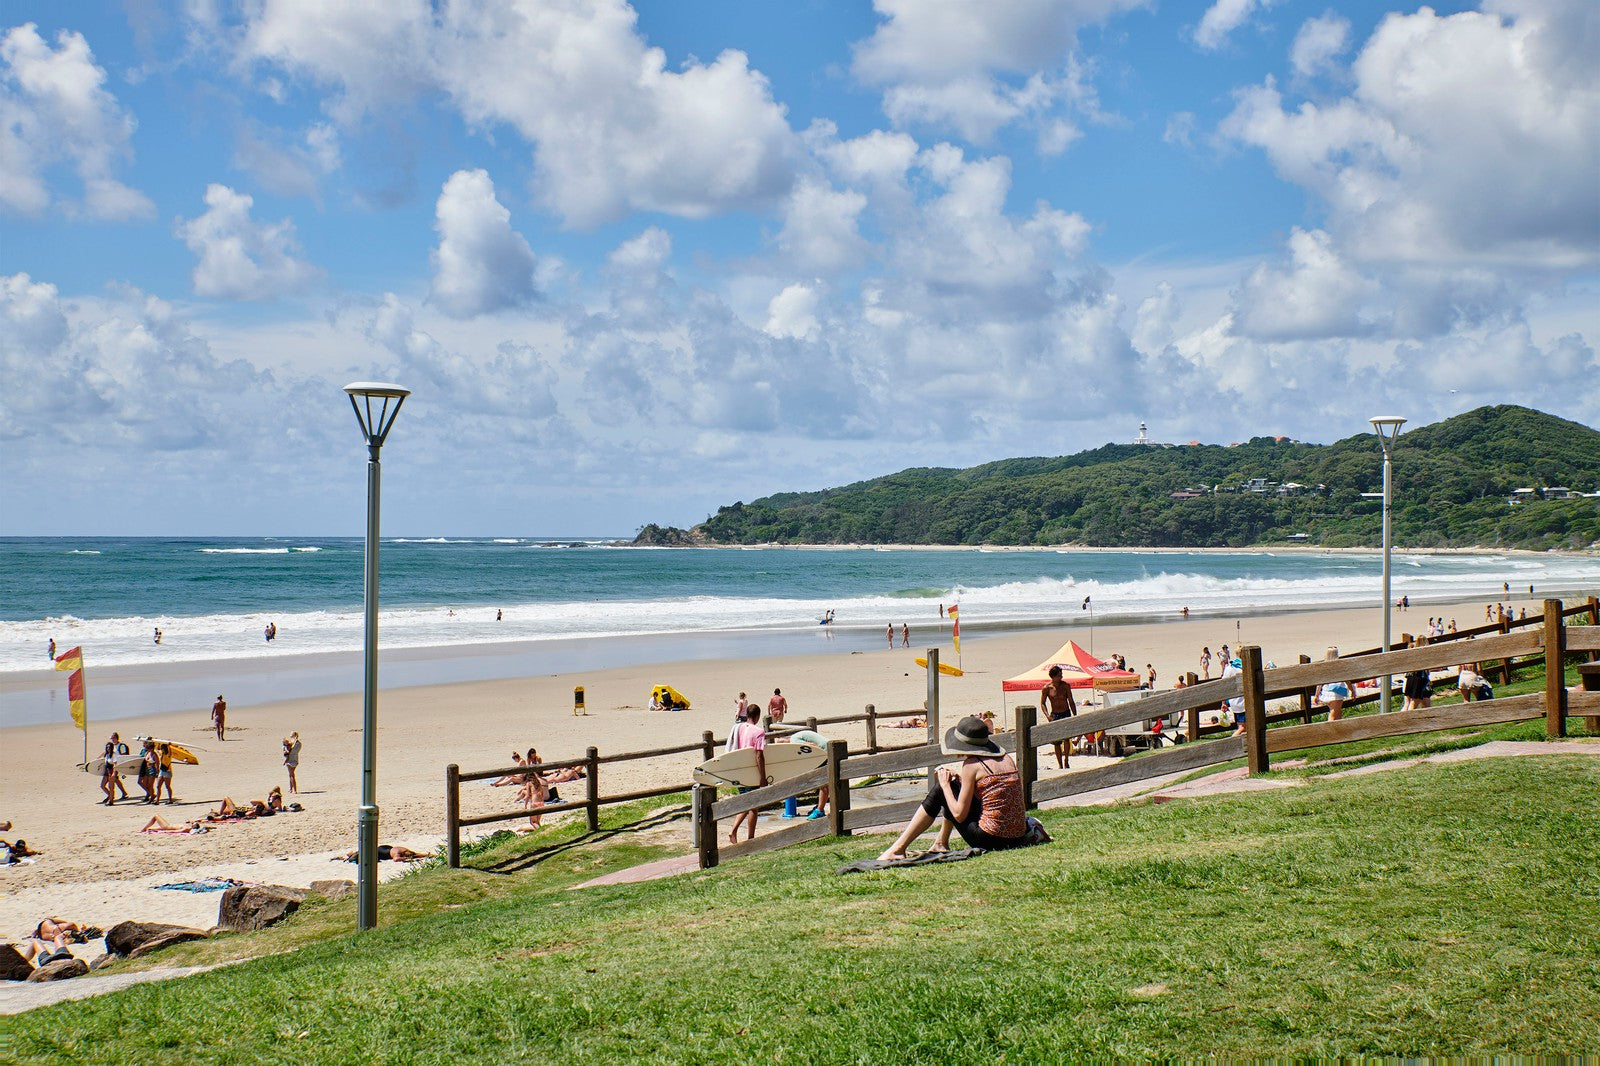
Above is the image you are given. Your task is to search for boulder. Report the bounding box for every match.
[105,921,209,959]
[310,879,356,900]
[218,884,308,931]
[0,943,33,981]
[26,956,89,982]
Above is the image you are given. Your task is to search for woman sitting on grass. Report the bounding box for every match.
[877,716,1048,861]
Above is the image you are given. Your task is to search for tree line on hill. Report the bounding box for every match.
[640,406,1600,550]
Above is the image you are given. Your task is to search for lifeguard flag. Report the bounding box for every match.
[948,605,960,654]
[55,647,86,730]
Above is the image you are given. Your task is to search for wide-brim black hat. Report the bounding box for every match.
[941,715,1003,756]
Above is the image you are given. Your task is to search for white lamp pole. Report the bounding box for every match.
[345,382,410,931]
[1370,416,1405,714]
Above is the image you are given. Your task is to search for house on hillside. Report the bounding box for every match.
[1507,488,1537,506]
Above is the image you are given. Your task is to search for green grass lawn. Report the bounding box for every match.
[8,750,1598,1061]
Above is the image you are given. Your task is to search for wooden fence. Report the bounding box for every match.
[443,707,929,866]
[694,597,1600,870]
[443,596,1597,870]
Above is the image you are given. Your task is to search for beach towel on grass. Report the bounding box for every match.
[838,848,987,875]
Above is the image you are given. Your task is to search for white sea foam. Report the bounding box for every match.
[66,550,102,555]
[198,548,290,555]
[3,553,1593,673]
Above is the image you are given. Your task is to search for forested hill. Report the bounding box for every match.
[678,406,1600,550]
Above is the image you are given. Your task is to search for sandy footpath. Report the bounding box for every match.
[0,594,1553,943]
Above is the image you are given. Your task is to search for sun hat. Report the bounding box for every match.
[941,715,1004,757]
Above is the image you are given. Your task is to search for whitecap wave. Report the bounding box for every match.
[197,548,290,555]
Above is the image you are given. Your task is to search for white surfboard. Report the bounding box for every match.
[84,753,146,775]
[693,742,828,788]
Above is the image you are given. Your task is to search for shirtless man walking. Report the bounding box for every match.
[1040,665,1077,769]
[211,694,227,741]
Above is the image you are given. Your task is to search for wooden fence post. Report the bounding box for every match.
[1015,706,1037,809]
[1499,613,1514,685]
[807,716,818,731]
[694,784,719,869]
[701,730,716,763]
[1298,654,1313,723]
[1242,646,1269,776]
[585,746,601,832]
[826,739,850,837]
[1544,599,1566,738]
[865,704,878,753]
[445,763,460,868]
[1588,595,1599,632]
[1185,673,1200,741]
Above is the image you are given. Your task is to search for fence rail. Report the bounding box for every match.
[445,595,1597,869]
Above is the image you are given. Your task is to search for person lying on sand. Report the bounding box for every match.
[888,716,927,729]
[208,789,288,821]
[140,815,210,835]
[339,844,428,862]
[17,934,77,967]
[31,918,99,942]
[2,838,40,857]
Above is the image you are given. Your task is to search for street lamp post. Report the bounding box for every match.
[345,382,410,931]
[1370,416,1406,714]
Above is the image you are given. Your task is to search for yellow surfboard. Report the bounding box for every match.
[914,657,964,677]
[135,736,200,765]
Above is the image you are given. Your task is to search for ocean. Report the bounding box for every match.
[1,537,1593,723]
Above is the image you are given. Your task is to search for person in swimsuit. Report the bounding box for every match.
[342,844,427,862]
[877,716,1044,860]
[156,743,175,804]
[1039,665,1077,769]
[283,731,302,794]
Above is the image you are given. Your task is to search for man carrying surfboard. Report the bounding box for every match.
[726,706,767,844]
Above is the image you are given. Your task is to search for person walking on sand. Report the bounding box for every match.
[283,731,302,794]
[727,705,767,845]
[211,694,227,741]
[137,739,158,803]
[901,623,910,647]
[734,692,749,723]
[767,688,787,724]
[155,742,175,804]
[887,623,895,648]
[1040,665,1077,769]
[1200,646,1212,679]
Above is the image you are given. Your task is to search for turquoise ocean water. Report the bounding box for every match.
[1,537,1592,724]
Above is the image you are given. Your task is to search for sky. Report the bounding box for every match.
[2,0,1596,537]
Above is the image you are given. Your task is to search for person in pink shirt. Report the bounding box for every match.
[767,688,788,723]
[727,706,767,844]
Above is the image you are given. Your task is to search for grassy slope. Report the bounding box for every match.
[9,751,1599,1061]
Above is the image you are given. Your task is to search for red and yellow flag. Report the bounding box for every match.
[948,604,960,655]
[55,647,86,730]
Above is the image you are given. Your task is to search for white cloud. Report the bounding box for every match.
[239,0,802,227]
[176,184,319,300]
[1233,228,1378,341]
[850,0,1138,145]
[1289,13,1350,81]
[1221,1,1600,269]
[232,120,341,200]
[776,179,869,273]
[1194,0,1278,51]
[764,283,820,340]
[429,169,538,318]
[0,23,153,219]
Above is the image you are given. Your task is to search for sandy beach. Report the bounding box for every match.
[0,593,1564,942]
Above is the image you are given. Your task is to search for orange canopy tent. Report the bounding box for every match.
[1002,640,1141,693]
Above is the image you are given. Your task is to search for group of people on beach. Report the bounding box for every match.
[490,748,586,831]
[96,733,176,806]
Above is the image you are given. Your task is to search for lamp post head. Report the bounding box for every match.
[1369,415,1406,453]
[344,382,410,452]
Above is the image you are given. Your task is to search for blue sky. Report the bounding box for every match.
[2,0,1596,536]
